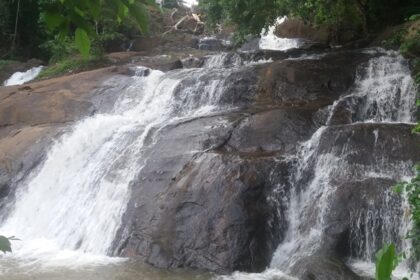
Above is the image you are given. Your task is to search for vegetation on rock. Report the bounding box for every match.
[376,16,419,277]
[375,244,399,280]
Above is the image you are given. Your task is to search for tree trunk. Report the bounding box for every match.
[11,0,21,52]
[354,0,368,35]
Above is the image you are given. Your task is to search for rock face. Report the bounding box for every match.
[0,48,418,279]
[277,123,420,280]
[112,111,292,272]
[274,18,330,44]
[198,37,232,51]
[274,17,363,45]
[290,255,367,280]
[110,49,398,275]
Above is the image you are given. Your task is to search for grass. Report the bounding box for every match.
[36,56,111,80]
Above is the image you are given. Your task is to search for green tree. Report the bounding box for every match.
[199,0,420,43]
[40,0,157,58]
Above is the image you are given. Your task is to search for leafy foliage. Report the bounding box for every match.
[40,0,156,58]
[395,166,420,261]
[199,0,420,43]
[199,0,281,40]
[400,33,420,59]
[74,28,91,58]
[375,243,398,280]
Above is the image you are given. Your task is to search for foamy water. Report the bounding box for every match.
[259,17,303,51]
[3,66,44,86]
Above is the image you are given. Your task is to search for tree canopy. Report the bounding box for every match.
[199,0,420,42]
[0,0,156,60]
[41,0,156,57]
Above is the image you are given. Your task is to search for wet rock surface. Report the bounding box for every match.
[290,254,368,280]
[289,124,420,278]
[112,111,293,273]
[110,50,409,274]
[0,48,418,279]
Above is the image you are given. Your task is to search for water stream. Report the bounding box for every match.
[269,49,418,279]
[0,54,246,279]
[0,48,418,280]
[3,66,44,86]
[259,17,304,51]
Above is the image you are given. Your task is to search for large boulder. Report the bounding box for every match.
[256,51,372,105]
[112,111,293,273]
[274,18,330,45]
[290,254,367,280]
[111,51,384,273]
[199,37,232,51]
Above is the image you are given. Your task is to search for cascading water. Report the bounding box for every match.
[268,49,418,279]
[3,66,44,86]
[259,17,304,51]
[0,45,418,280]
[327,50,417,124]
[0,54,243,274]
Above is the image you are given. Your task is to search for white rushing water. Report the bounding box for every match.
[268,49,418,279]
[327,50,417,124]
[216,269,297,280]
[0,57,239,273]
[3,66,44,86]
[259,17,303,51]
[0,48,417,280]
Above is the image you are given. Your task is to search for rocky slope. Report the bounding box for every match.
[0,44,418,280]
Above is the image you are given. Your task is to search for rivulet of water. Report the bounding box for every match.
[3,66,44,86]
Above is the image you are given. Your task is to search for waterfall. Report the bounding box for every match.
[327,50,417,124]
[259,17,304,51]
[3,66,44,86]
[0,58,241,270]
[269,49,418,278]
[0,47,417,279]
